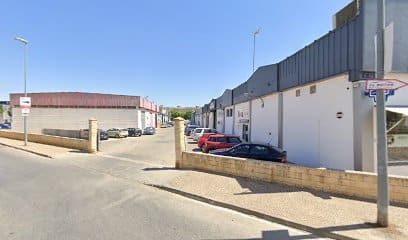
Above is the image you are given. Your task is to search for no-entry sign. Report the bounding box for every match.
[365,79,408,90]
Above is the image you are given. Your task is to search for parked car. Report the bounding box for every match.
[197,133,217,148]
[167,121,174,127]
[160,123,169,128]
[107,128,128,138]
[0,123,11,129]
[99,130,109,140]
[185,125,200,136]
[210,143,287,163]
[192,128,217,141]
[143,127,156,135]
[201,134,242,153]
[127,128,142,137]
[79,129,109,140]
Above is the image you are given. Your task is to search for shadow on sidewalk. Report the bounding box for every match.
[205,223,382,240]
[233,176,332,200]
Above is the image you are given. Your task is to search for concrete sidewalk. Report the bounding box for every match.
[0,137,79,158]
[151,170,408,240]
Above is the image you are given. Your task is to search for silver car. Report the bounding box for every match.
[107,128,129,138]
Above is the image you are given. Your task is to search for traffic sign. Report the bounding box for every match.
[21,108,30,116]
[365,79,408,90]
[20,97,31,108]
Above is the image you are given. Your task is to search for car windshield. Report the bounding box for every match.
[250,145,270,155]
[195,129,203,133]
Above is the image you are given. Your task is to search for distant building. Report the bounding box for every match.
[9,92,161,133]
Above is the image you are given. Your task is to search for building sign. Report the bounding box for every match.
[365,79,408,90]
[239,119,249,123]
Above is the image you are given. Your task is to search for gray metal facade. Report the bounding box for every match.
[247,64,279,97]
[216,90,233,109]
[202,0,408,109]
[232,81,248,105]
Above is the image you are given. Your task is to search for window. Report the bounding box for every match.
[310,85,317,94]
[203,129,211,133]
[228,137,241,144]
[296,89,301,97]
[208,137,216,142]
[226,109,232,117]
[232,145,250,154]
[196,129,203,133]
[216,137,227,143]
[250,145,270,155]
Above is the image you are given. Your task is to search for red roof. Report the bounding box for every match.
[9,92,160,112]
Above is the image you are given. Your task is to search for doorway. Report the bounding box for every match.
[242,124,249,142]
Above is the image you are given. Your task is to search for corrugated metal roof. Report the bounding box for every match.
[9,92,160,112]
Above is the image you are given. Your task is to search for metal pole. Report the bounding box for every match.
[23,43,28,146]
[376,0,389,227]
[252,33,256,73]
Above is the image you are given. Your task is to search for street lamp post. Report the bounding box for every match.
[15,37,29,146]
[252,28,260,73]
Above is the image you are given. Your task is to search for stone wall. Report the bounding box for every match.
[0,130,88,151]
[181,152,408,204]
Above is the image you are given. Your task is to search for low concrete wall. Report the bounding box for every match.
[42,129,81,139]
[181,152,408,204]
[0,130,88,151]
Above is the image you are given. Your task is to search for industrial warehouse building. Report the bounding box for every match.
[196,0,408,172]
[9,92,163,133]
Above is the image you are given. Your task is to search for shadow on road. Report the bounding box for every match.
[143,167,177,171]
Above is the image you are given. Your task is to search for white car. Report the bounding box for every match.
[107,128,129,138]
[192,128,217,141]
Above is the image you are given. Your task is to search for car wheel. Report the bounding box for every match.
[202,145,208,153]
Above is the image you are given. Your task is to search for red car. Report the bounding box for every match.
[197,133,217,148]
[202,134,242,153]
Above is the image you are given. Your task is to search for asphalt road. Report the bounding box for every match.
[0,129,325,240]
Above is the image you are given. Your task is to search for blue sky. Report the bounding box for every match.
[0,0,350,107]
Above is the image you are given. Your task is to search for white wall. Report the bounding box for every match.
[12,107,140,133]
[282,74,355,170]
[209,112,215,129]
[216,109,224,133]
[234,102,250,141]
[224,107,233,134]
[250,94,279,146]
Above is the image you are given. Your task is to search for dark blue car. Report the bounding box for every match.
[210,143,287,163]
[0,123,11,129]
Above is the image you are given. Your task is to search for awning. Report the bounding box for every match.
[386,107,408,116]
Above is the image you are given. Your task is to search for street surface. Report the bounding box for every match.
[0,128,326,240]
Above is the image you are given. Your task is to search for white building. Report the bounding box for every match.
[9,92,161,133]
[200,0,408,172]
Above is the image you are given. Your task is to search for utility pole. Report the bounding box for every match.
[252,28,260,73]
[376,0,389,227]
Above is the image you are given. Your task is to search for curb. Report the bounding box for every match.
[146,183,360,240]
[0,142,53,159]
